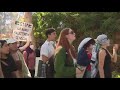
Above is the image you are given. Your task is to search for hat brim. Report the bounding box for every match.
[7,40,17,44]
[78,37,92,52]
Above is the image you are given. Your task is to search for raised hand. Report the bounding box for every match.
[113,44,119,51]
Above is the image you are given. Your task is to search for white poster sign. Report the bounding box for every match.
[13,21,33,41]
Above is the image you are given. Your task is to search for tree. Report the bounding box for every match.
[32,12,120,47]
[24,12,36,48]
[25,12,120,76]
[0,12,20,39]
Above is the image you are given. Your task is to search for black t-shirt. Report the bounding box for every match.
[1,54,18,78]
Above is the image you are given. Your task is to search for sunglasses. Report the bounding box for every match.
[69,31,75,34]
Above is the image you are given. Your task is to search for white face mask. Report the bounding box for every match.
[89,44,93,49]
[88,44,93,53]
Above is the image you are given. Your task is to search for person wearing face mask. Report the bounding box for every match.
[96,34,119,78]
[0,40,21,78]
[7,38,31,78]
[23,44,36,78]
[77,37,95,78]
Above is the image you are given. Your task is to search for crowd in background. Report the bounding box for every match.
[0,28,119,78]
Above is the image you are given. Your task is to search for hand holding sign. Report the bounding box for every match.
[27,36,32,42]
[13,21,33,41]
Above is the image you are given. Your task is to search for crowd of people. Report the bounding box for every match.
[0,28,119,78]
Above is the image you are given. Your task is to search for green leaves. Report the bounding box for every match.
[32,12,120,75]
[32,12,120,41]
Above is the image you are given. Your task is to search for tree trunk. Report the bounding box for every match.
[24,12,36,49]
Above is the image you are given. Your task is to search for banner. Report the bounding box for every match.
[12,21,33,41]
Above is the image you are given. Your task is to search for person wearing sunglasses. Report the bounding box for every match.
[96,34,119,78]
[54,28,82,78]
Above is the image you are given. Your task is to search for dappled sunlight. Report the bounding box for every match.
[0,12,24,39]
[112,71,120,78]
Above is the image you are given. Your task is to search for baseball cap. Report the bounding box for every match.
[7,38,17,44]
[96,34,109,44]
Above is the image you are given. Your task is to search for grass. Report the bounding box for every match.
[112,71,120,78]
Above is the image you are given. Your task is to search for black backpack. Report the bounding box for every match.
[36,56,55,78]
[46,56,55,78]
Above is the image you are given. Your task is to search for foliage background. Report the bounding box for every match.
[32,12,120,48]
[33,12,120,77]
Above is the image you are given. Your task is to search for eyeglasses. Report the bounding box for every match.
[68,31,75,34]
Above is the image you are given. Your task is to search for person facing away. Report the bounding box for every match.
[96,34,119,78]
[39,28,57,78]
[7,38,31,78]
[0,40,20,78]
[23,44,36,78]
[77,37,95,78]
[54,28,82,78]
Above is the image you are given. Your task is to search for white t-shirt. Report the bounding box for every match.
[40,40,55,60]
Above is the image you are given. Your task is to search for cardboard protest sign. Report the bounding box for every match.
[12,21,33,41]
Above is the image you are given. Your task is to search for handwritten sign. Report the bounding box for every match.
[12,21,33,41]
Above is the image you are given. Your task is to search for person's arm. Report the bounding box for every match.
[23,51,28,64]
[40,45,49,63]
[107,44,119,63]
[98,49,106,78]
[12,70,21,78]
[19,37,31,52]
[111,48,117,63]
[42,55,49,63]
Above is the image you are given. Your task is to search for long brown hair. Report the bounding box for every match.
[56,28,76,63]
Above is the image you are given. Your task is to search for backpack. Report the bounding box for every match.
[91,43,100,78]
[46,55,55,78]
[35,56,55,78]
